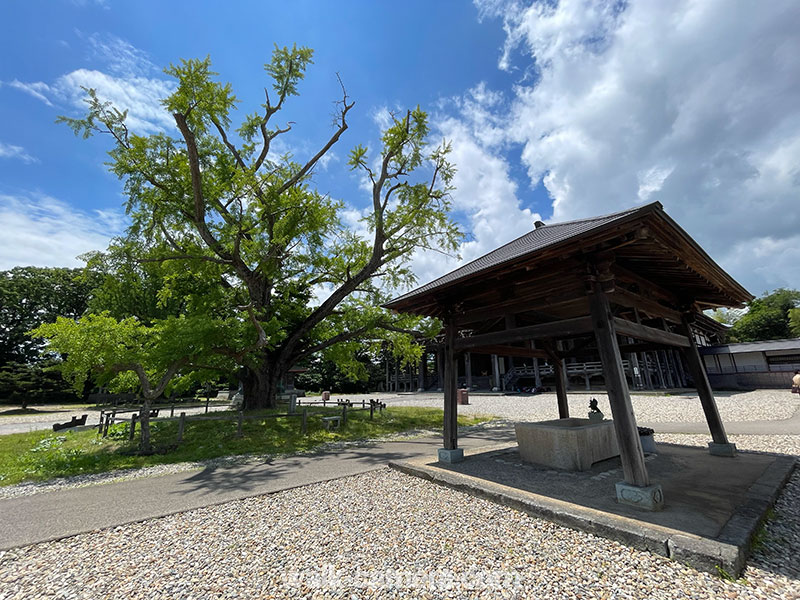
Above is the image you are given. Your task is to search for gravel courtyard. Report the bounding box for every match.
[0,390,797,599]
[382,388,800,424]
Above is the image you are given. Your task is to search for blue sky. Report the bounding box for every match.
[2,0,800,298]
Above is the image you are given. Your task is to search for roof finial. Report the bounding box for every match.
[534,220,545,229]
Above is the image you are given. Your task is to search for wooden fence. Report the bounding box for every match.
[98,398,388,445]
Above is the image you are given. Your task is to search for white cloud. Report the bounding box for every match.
[468,0,800,296]
[0,142,37,164]
[401,84,542,289]
[83,32,155,77]
[4,34,174,133]
[0,193,124,269]
[55,68,175,133]
[5,80,54,106]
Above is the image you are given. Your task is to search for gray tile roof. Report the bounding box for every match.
[700,339,800,355]
[387,203,655,307]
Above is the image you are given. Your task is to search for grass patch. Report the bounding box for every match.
[0,406,490,487]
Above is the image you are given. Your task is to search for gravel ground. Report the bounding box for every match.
[386,389,800,423]
[0,391,797,599]
[0,433,797,599]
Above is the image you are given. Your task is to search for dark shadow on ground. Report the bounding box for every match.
[0,408,67,416]
[171,425,517,498]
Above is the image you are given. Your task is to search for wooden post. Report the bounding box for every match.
[205,397,210,414]
[443,318,458,450]
[465,352,472,390]
[370,401,374,420]
[301,408,308,435]
[170,404,175,418]
[342,404,348,426]
[679,315,732,447]
[531,340,542,388]
[177,412,186,443]
[640,353,653,389]
[418,354,425,391]
[491,354,501,390]
[548,344,570,419]
[673,349,688,388]
[557,340,569,391]
[237,411,244,437]
[129,414,138,441]
[588,282,650,487]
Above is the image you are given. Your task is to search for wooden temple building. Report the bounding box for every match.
[384,201,752,510]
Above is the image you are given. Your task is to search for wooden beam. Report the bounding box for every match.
[589,284,650,487]
[454,316,594,350]
[612,318,690,348]
[468,344,550,359]
[608,288,682,323]
[611,263,680,305]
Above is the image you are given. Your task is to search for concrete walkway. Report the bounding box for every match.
[0,427,516,551]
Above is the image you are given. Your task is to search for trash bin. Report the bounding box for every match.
[457,389,469,405]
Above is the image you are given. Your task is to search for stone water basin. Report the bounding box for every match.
[515,418,619,471]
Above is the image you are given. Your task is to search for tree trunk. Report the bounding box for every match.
[139,395,153,454]
[242,361,282,410]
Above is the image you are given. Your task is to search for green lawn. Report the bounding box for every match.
[0,406,491,486]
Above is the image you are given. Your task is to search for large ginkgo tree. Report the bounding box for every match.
[36,44,460,426]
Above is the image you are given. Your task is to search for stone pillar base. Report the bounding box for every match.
[615,481,664,511]
[438,448,464,464]
[708,442,737,457]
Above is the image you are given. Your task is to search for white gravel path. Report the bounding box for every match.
[0,432,797,599]
[385,389,800,423]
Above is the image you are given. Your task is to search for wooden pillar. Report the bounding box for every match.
[589,283,650,487]
[437,349,444,390]
[659,350,675,388]
[679,315,731,447]
[443,318,459,450]
[465,352,472,390]
[418,354,425,391]
[652,351,666,388]
[629,347,642,390]
[557,340,569,391]
[491,354,501,389]
[546,343,569,419]
[640,352,653,389]
[672,349,688,387]
[531,341,542,388]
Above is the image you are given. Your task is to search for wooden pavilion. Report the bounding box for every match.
[384,201,752,510]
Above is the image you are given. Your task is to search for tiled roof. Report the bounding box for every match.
[387,203,655,307]
[700,339,800,355]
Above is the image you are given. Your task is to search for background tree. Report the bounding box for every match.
[47,45,459,410]
[0,266,96,364]
[728,288,800,342]
[32,312,234,452]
